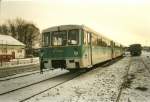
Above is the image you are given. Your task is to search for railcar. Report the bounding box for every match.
[129,44,142,56]
[40,25,124,71]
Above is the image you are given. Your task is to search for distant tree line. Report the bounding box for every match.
[0,18,40,57]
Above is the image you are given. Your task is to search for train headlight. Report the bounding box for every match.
[74,51,78,56]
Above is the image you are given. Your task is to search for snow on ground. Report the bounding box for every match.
[1,52,150,102]
[119,52,150,102]
[26,57,130,102]
[0,69,68,94]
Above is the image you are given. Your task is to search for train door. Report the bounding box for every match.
[87,32,92,67]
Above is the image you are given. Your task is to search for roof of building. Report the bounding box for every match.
[0,34,25,46]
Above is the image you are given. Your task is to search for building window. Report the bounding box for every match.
[2,48,7,54]
[18,49,22,53]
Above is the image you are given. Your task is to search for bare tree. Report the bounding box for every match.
[23,23,40,56]
[0,24,9,35]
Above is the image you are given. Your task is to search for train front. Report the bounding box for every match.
[40,25,82,71]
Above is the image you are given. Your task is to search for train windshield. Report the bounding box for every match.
[50,29,79,46]
[51,31,67,46]
[68,29,79,45]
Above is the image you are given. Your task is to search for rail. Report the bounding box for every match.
[116,58,132,102]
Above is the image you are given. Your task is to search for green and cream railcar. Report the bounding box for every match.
[40,25,123,71]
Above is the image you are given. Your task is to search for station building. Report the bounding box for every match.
[0,34,25,59]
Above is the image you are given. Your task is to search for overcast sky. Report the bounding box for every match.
[0,0,150,46]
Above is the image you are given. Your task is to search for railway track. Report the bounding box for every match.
[0,71,84,102]
[115,56,150,102]
[141,58,150,74]
[0,70,39,81]
[0,69,68,95]
[0,64,39,78]
[116,57,132,102]
[0,69,52,81]
[20,71,84,102]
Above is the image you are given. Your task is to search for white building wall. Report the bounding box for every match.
[14,48,25,58]
[0,45,25,59]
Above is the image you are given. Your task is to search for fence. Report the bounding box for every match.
[0,57,39,68]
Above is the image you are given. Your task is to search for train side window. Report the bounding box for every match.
[97,36,102,46]
[114,43,120,48]
[92,34,97,46]
[87,32,91,45]
[83,31,90,45]
[43,32,50,47]
[113,42,115,47]
[106,39,111,47]
[84,31,87,45]
[101,37,106,47]
[108,41,111,47]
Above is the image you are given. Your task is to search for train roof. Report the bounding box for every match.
[130,44,141,46]
[42,24,103,34]
[42,24,123,46]
[43,24,108,37]
[0,34,25,46]
[43,25,82,32]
